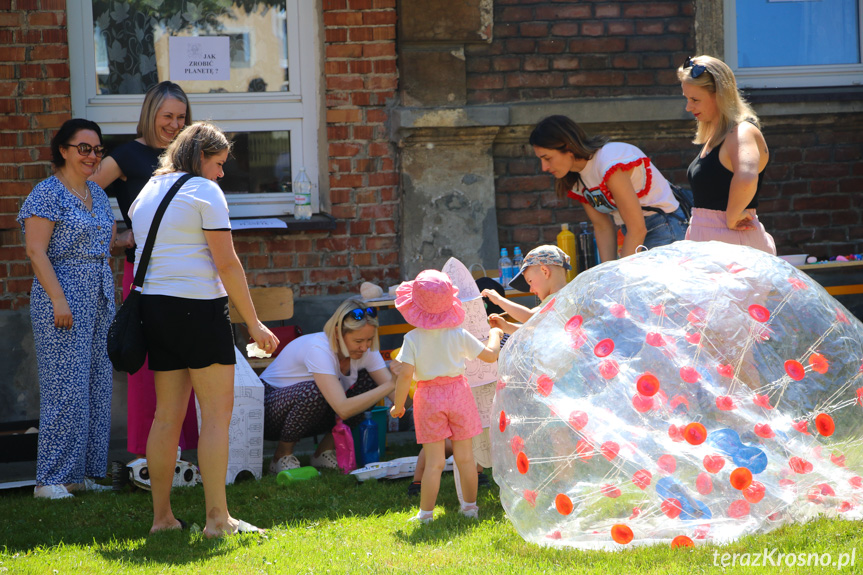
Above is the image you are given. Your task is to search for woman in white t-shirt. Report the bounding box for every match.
[261,298,397,474]
[530,115,688,261]
[129,122,279,538]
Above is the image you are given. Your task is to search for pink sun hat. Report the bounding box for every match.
[395,269,465,329]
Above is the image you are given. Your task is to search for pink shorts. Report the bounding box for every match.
[413,374,482,444]
[686,208,776,255]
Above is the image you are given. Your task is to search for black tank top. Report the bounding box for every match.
[687,140,764,211]
[106,141,162,262]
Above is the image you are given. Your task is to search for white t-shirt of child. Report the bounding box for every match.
[129,172,231,300]
[260,332,387,392]
[569,142,678,226]
[396,327,486,382]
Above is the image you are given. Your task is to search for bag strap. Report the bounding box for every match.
[132,173,195,290]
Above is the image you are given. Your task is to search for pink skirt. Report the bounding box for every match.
[123,259,199,454]
[413,374,482,444]
[685,208,776,255]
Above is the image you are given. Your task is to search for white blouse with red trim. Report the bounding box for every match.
[568,142,678,226]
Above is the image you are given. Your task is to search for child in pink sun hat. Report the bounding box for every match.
[391,269,503,523]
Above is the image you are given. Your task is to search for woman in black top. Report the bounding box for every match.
[678,55,775,255]
[90,81,196,457]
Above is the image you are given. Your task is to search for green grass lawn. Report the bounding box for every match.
[2,448,863,575]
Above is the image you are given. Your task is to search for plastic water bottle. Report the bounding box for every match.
[512,246,524,273]
[276,466,320,484]
[578,222,596,271]
[498,248,514,287]
[293,167,313,220]
[359,412,379,466]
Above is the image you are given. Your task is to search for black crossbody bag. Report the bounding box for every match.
[107,174,194,373]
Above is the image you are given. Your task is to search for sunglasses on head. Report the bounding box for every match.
[683,56,708,79]
[63,142,106,158]
[344,307,377,322]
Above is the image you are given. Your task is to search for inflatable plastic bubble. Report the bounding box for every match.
[491,241,863,549]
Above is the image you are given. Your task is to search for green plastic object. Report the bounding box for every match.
[276,466,320,484]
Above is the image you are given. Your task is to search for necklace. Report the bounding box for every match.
[58,174,90,203]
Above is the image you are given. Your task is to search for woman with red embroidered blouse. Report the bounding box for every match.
[530,115,687,261]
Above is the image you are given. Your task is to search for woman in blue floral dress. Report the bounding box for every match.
[18,119,117,499]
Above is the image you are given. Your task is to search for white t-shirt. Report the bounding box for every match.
[260,332,387,392]
[396,327,486,381]
[129,172,232,300]
[569,142,678,226]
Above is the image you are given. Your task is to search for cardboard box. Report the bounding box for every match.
[197,347,264,484]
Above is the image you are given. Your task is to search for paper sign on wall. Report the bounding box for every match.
[169,36,230,81]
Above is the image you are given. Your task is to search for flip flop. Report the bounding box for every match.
[177,518,188,530]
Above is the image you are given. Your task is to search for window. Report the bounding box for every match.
[724,0,863,88]
[67,0,320,218]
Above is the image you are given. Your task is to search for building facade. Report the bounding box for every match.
[2,0,862,425]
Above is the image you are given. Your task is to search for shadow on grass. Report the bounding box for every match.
[0,441,518,568]
[2,445,503,556]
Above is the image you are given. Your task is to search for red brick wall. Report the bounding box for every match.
[313,0,401,295]
[478,2,862,260]
[493,115,863,260]
[466,1,694,104]
[0,0,402,308]
[232,0,401,297]
[0,0,71,310]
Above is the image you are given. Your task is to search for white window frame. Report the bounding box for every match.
[724,0,863,89]
[67,0,320,219]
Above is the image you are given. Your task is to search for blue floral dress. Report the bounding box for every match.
[17,176,116,486]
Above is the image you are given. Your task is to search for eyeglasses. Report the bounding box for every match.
[63,143,106,158]
[344,307,377,322]
[683,56,708,79]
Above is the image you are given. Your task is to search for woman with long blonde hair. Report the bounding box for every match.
[678,55,775,254]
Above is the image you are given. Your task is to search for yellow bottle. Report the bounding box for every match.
[557,223,577,282]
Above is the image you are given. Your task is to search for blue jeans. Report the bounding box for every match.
[622,206,687,250]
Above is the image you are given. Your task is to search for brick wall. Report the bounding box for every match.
[465,1,694,104]
[0,0,71,310]
[493,115,863,260]
[190,0,402,299]
[477,1,862,261]
[0,0,402,308]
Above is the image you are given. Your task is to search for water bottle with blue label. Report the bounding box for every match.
[498,248,514,287]
[513,246,524,273]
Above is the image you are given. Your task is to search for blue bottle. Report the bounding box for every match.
[513,246,524,273]
[359,412,379,466]
[498,248,514,287]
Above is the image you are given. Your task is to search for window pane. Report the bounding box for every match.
[100,130,292,195]
[92,0,289,94]
[222,130,292,194]
[736,0,860,68]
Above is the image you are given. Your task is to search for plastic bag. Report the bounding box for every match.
[332,417,356,473]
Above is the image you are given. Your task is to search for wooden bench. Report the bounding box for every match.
[228,286,294,371]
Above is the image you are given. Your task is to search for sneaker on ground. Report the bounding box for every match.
[408,510,433,523]
[310,450,339,469]
[407,481,422,496]
[460,503,479,519]
[34,484,74,500]
[268,454,301,475]
[83,477,112,492]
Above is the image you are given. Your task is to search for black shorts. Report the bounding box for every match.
[141,294,236,371]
